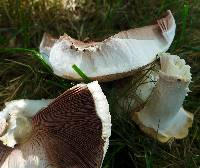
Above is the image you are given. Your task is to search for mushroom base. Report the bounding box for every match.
[132,108,193,143]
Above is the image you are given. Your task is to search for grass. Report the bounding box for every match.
[0,0,200,167]
[72,64,92,83]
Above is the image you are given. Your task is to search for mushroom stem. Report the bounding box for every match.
[0,99,52,147]
[132,53,193,142]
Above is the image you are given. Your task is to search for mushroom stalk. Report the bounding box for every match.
[132,53,193,142]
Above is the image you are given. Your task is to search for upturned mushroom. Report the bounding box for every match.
[0,81,111,168]
[132,53,193,142]
[40,10,175,82]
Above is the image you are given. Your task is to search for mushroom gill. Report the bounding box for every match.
[0,81,111,168]
[40,10,176,82]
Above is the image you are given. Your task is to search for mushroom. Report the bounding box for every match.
[40,10,176,82]
[0,81,111,168]
[132,53,193,142]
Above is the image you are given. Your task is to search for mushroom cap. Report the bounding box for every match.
[40,10,176,82]
[0,81,111,168]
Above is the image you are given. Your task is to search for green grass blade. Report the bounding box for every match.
[0,48,53,73]
[72,64,91,83]
[180,4,190,42]
[171,4,190,51]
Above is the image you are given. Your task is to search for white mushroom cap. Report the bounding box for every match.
[0,81,111,167]
[40,10,176,82]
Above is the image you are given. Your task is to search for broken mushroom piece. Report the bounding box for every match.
[40,10,176,82]
[132,53,193,142]
[0,81,111,168]
[0,99,53,148]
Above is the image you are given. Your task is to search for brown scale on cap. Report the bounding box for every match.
[0,85,104,168]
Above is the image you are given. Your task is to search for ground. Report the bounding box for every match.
[0,0,200,167]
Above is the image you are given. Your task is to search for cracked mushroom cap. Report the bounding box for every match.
[0,81,111,168]
[40,10,176,82]
[40,11,176,82]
